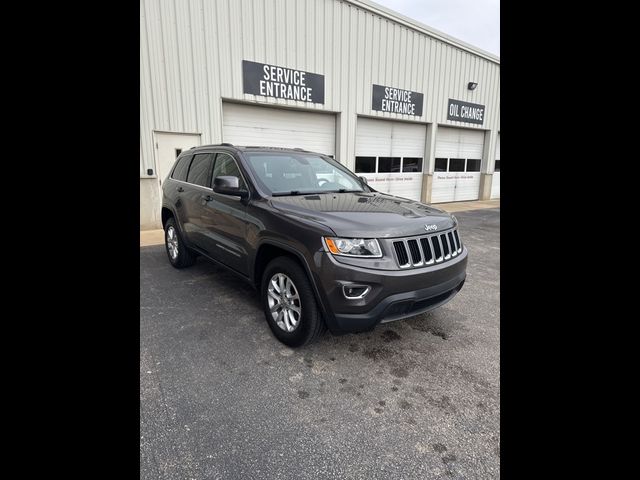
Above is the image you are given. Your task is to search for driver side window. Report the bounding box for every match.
[212,153,246,189]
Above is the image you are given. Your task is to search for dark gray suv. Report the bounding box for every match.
[161,144,467,347]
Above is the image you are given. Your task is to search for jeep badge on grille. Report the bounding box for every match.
[424,224,438,231]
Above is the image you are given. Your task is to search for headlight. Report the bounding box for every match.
[323,237,382,257]
[451,215,458,226]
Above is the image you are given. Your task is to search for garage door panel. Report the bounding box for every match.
[356,118,426,158]
[431,176,456,203]
[435,127,484,159]
[361,174,423,200]
[355,117,426,202]
[454,173,481,201]
[224,124,334,151]
[384,176,423,200]
[355,118,393,157]
[390,123,427,157]
[432,127,484,203]
[223,103,335,156]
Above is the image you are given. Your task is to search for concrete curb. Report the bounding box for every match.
[140,230,165,247]
[436,199,500,213]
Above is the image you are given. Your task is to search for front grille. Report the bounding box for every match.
[420,238,433,263]
[391,228,463,269]
[407,239,422,265]
[393,241,409,266]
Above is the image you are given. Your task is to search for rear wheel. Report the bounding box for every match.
[261,257,326,347]
[164,217,196,268]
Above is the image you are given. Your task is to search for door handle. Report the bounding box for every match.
[203,194,213,202]
[177,186,184,192]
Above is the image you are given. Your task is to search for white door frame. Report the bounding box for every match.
[151,130,202,181]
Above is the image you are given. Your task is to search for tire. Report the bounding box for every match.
[261,256,326,347]
[164,217,196,269]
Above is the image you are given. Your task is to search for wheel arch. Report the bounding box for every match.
[253,240,332,324]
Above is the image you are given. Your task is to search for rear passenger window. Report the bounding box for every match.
[186,153,214,187]
[171,155,192,181]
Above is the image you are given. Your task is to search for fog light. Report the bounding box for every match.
[342,285,371,299]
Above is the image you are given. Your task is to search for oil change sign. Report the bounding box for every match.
[242,60,325,104]
[447,99,486,125]
[372,84,424,116]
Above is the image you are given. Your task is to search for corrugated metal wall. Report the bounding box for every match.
[140,0,500,176]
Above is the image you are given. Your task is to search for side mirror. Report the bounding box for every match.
[359,176,368,185]
[213,176,248,198]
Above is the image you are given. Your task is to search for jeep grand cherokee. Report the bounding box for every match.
[161,144,467,347]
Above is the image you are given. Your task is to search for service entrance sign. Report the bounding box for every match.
[372,84,424,116]
[242,60,325,104]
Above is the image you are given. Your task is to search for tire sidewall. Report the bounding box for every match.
[164,218,189,267]
[262,258,319,347]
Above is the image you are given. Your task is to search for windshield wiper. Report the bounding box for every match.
[272,189,363,196]
[321,189,362,193]
[271,190,305,196]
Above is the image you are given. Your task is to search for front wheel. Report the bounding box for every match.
[164,217,196,268]
[261,257,326,347]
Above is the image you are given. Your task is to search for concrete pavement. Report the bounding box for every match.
[140,207,500,479]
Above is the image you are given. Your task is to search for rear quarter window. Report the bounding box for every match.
[171,155,193,181]
[186,153,214,187]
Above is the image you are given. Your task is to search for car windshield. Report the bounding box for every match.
[242,151,368,196]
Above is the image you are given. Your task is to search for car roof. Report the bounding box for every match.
[188,144,323,155]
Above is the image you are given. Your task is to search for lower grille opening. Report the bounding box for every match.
[411,290,453,312]
[381,288,458,322]
[384,301,412,318]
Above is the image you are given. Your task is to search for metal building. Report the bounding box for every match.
[140,0,500,229]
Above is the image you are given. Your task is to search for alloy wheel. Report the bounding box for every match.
[267,273,302,332]
[166,226,179,260]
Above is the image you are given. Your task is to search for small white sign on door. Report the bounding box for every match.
[361,174,423,202]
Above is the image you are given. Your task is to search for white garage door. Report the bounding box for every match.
[354,117,426,201]
[432,127,484,203]
[491,133,500,199]
[222,103,335,157]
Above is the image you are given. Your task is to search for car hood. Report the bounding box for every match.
[269,192,455,238]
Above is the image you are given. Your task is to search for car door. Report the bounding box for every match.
[181,152,216,250]
[199,151,250,276]
[166,153,193,227]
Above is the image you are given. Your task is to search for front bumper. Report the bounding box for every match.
[312,247,468,334]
